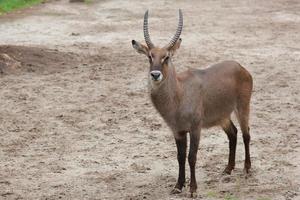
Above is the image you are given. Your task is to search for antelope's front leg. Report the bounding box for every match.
[171,133,187,194]
[188,127,200,197]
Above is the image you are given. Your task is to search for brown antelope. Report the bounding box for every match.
[131,9,253,197]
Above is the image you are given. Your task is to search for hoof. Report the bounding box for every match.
[244,168,250,174]
[187,191,198,198]
[244,162,251,174]
[222,166,233,175]
[243,167,252,178]
[170,188,182,194]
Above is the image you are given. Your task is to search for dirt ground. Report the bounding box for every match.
[0,0,299,199]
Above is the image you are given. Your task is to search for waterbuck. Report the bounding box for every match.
[131,9,253,197]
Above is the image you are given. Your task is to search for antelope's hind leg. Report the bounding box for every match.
[235,96,252,174]
[188,127,201,197]
[221,119,238,175]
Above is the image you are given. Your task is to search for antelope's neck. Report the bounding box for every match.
[149,65,181,119]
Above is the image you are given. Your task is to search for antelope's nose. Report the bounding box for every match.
[150,71,162,81]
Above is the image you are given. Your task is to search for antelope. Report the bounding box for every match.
[131,9,253,197]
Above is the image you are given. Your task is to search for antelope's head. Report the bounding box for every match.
[132,10,183,84]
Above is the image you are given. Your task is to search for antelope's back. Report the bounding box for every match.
[196,60,253,128]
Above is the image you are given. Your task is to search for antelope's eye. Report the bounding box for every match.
[148,53,153,59]
[163,56,169,62]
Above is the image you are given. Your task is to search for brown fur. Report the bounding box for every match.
[132,39,253,196]
[151,59,252,136]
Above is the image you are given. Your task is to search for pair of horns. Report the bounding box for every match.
[143,9,183,50]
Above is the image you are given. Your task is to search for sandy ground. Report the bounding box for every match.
[0,0,300,199]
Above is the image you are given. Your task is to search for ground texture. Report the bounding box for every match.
[0,0,299,199]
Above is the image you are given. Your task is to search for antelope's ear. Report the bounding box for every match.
[169,38,182,56]
[132,40,149,56]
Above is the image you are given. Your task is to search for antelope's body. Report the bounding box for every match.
[151,60,252,136]
[132,10,253,197]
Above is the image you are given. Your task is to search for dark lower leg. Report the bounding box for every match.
[243,130,251,173]
[188,129,200,195]
[173,135,187,191]
[223,121,237,174]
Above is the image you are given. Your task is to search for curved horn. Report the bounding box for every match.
[143,10,154,49]
[165,9,183,50]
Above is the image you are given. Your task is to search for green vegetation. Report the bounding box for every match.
[0,0,43,14]
[224,194,239,200]
[207,191,218,198]
[206,191,240,200]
